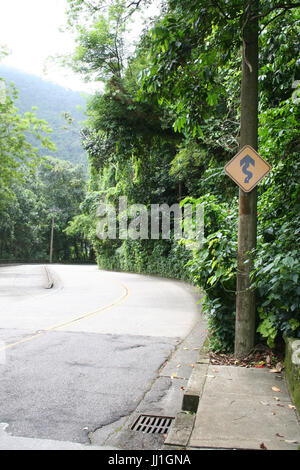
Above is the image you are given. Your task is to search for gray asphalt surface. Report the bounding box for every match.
[0,264,201,449]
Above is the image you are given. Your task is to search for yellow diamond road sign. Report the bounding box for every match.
[224,145,271,192]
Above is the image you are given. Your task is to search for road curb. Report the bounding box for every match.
[181,337,210,413]
[181,362,209,413]
[44,265,54,289]
[163,337,210,449]
[163,412,195,449]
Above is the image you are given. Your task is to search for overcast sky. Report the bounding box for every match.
[0,0,159,93]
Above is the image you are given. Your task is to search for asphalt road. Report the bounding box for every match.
[0,264,202,449]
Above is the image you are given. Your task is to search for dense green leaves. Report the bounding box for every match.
[0,62,91,262]
[64,0,300,352]
[0,157,88,261]
[0,65,89,169]
[0,78,55,203]
[251,158,300,347]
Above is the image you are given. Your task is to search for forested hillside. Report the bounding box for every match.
[0,56,91,264]
[0,64,88,168]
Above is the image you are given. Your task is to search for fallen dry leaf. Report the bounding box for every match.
[273,396,280,401]
[270,368,280,373]
[189,364,195,368]
[288,405,296,410]
[260,442,267,450]
[272,412,276,415]
[208,347,283,369]
[276,433,284,438]
[272,386,281,392]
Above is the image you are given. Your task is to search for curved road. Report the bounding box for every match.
[0,264,203,449]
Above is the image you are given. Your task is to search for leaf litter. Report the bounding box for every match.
[208,344,284,370]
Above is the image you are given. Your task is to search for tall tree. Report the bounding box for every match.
[0,71,55,206]
[235,0,259,357]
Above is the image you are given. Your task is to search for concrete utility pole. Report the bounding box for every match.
[49,213,55,264]
[235,0,259,357]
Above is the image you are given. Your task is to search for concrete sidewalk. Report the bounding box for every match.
[165,355,300,451]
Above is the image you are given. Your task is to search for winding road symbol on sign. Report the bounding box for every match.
[240,154,255,183]
[224,145,271,192]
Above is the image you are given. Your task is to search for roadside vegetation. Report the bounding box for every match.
[0,49,90,263]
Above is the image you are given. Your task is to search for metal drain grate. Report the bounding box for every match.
[131,414,175,434]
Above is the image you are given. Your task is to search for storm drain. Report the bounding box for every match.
[131,414,175,434]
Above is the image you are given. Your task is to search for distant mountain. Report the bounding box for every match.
[0,65,89,170]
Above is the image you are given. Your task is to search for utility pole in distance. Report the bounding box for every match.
[49,212,55,264]
[235,0,259,357]
[49,206,60,264]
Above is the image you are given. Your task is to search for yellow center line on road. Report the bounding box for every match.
[0,281,130,353]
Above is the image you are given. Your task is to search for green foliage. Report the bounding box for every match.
[72,6,126,81]
[93,237,191,279]
[65,0,300,353]
[0,65,89,169]
[0,74,55,204]
[251,160,300,346]
[0,157,89,262]
[258,11,299,109]
[181,195,238,352]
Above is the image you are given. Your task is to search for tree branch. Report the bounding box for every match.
[250,2,300,21]
[241,0,255,73]
[258,9,289,33]
[211,0,231,19]
[126,0,144,9]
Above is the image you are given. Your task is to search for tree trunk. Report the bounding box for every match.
[178,181,182,202]
[235,0,259,357]
[74,239,79,260]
